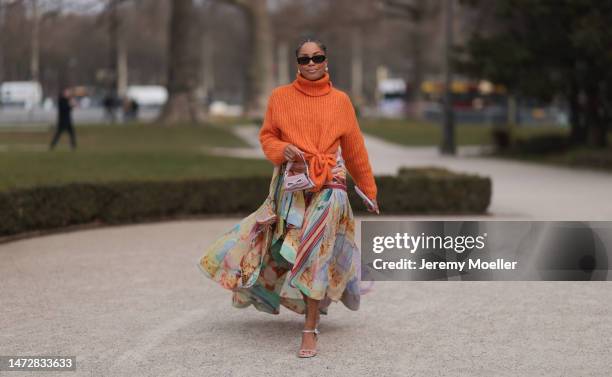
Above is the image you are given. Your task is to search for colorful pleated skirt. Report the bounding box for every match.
[197,148,373,316]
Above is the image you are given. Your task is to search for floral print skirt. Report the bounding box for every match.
[197,149,373,316]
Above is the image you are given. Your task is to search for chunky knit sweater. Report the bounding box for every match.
[258,71,377,201]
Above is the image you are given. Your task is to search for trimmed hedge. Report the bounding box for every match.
[494,132,571,155]
[0,167,491,239]
[561,149,612,170]
[490,131,612,171]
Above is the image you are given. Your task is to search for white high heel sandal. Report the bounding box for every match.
[298,311,320,358]
[298,327,320,358]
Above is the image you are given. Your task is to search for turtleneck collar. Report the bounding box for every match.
[292,71,332,97]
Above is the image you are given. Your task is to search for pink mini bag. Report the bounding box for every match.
[283,150,315,192]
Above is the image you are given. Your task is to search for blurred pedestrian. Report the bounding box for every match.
[131,99,139,121]
[122,97,139,122]
[103,92,117,123]
[49,87,77,151]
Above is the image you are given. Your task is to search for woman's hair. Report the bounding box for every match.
[295,36,327,57]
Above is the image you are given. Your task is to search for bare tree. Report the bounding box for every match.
[217,0,274,117]
[382,0,440,101]
[0,2,5,83]
[157,0,206,125]
[310,0,382,112]
[199,1,216,110]
[270,0,308,86]
[108,0,128,97]
[1,0,30,80]
[30,0,40,81]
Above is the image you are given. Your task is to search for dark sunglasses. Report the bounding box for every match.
[296,54,327,65]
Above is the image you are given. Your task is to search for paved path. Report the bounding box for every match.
[3,124,612,376]
[2,219,611,377]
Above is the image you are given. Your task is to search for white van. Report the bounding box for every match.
[125,85,168,107]
[377,78,407,118]
[0,81,43,109]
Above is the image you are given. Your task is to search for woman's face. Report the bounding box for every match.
[296,42,327,81]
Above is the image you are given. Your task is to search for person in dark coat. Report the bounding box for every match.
[123,98,139,122]
[103,92,117,123]
[49,87,77,150]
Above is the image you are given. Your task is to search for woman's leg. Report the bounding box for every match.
[300,292,319,352]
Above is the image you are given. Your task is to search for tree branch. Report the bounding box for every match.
[382,0,420,19]
[215,0,250,11]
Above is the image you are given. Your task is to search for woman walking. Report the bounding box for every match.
[198,37,379,358]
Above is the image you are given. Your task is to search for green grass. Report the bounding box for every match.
[359,117,569,146]
[0,122,250,150]
[200,115,258,127]
[493,144,612,172]
[0,123,273,192]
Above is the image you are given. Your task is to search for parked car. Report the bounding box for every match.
[377,78,407,118]
[0,81,43,109]
[125,85,168,108]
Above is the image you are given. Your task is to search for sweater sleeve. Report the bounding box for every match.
[339,94,378,201]
[258,92,290,166]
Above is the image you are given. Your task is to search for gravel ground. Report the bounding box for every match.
[1,218,611,376]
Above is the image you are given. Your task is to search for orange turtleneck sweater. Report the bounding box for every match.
[258,72,377,201]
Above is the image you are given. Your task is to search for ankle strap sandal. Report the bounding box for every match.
[298,328,319,358]
[302,328,319,335]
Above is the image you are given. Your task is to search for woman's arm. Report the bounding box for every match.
[339,94,378,202]
[258,92,291,166]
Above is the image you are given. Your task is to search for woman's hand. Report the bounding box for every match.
[289,160,307,174]
[331,163,343,175]
[365,198,380,215]
[283,144,304,162]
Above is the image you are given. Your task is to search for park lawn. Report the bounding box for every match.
[0,123,274,192]
[492,138,612,173]
[0,122,250,151]
[210,116,261,127]
[359,117,569,146]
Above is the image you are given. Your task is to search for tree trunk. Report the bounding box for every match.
[585,86,608,148]
[0,4,4,83]
[117,35,128,98]
[215,0,273,118]
[108,0,119,97]
[201,26,214,110]
[276,40,289,85]
[409,0,428,103]
[440,0,456,155]
[30,0,40,82]
[243,0,274,118]
[568,79,587,146]
[350,26,364,114]
[158,0,206,125]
